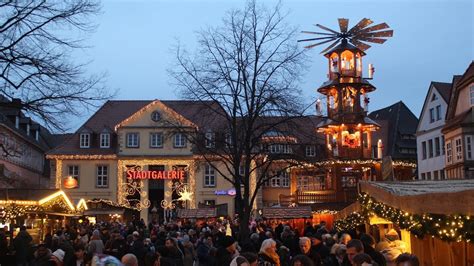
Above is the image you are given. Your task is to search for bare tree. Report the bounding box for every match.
[170,1,310,240]
[0,0,113,132]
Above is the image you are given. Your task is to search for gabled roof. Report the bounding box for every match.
[416,81,453,132]
[431,82,452,103]
[369,101,418,159]
[47,100,227,156]
[446,61,474,121]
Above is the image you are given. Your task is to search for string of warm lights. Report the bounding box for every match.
[313,209,339,215]
[297,159,416,168]
[87,199,141,211]
[333,193,474,243]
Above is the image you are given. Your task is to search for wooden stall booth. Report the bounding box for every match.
[262,206,313,235]
[177,208,217,226]
[0,189,86,244]
[334,180,474,266]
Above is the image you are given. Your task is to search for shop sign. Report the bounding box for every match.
[126,170,185,180]
[214,188,236,196]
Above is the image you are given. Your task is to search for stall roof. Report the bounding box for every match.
[177,208,217,218]
[0,189,60,201]
[360,180,474,215]
[262,206,312,219]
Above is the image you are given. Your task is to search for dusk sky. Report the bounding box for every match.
[75,0,473,130]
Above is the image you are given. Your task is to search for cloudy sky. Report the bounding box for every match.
[74,0,473,130]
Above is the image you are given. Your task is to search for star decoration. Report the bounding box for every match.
[178,187,193,202]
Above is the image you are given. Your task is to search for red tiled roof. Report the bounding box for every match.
[262,206,312,219]
[177,208,217,218]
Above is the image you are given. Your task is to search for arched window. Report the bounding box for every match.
[341,50,355,75]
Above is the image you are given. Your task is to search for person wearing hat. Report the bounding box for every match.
[217,235,238,266]
[309,232,330,263]
[50,249,65,266]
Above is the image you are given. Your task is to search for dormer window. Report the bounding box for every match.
[79,133,90,148]
[470,85,474,106]
[205,131,215,148]
[100,133,110,148]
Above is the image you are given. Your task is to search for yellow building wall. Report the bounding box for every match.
[117,101,193,157]
[58,159,118,202]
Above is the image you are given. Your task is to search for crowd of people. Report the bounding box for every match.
[0,218,420,266]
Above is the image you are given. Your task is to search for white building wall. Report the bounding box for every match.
[416,85,448,180]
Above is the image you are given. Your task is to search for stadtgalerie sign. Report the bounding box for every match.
[126,170,185,180]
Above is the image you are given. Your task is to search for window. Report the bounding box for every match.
[174,133,187,148]
[225,133,233,148]
[440,170,445,180]
[427,172,431,180]
[466,135,473,160]
[428,139,433,158]
[80,133,90,148]
[470,86,474,106]
[455,137,463,161]
[269,144,292,154]
[205,131,215,148]
[422,141,427,159]
[306,146,316,157]
[96,165,108,188]
[436,105,442,121]
[442,136,445,155]
[271,176,281,187]
[67,165,79,187]
[363,132,369,148]
[435,137,440,157]
[151,111,161,122]
[281,171,290,187]
[429,108,435,123]
[126,133,139,148]
[100,133,110,148]
[150,133,163,148]
[204,200,215,206]
[421,173,426,180]
[446,141,452,163]
[204,164,216,187]
[431,93,438,101]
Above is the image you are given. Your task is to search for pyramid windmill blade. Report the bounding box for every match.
[320,38,342,54]
[356,37,387,44]
[350,39,371,51]
[357,22,390,33]
[315,24,340,34]
[338,18,349,33]
[304,38,337,49]
[298,36,336,42]
[301,31,335,36]
[358,30,393,38]
[348,18,373,34]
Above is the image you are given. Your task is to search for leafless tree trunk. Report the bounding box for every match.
[170,0,309,241]
[0,0,113,132]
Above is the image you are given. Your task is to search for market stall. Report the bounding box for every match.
[0,189,87,244]
[262,206,313,234]
[333,180,474,265]
[177,208,217,225]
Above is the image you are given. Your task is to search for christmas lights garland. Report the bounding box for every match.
[334,193,474,242]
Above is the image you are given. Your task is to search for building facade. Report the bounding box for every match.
[0,96,60,188]
[442,61,474,179]
[415,82,452,180]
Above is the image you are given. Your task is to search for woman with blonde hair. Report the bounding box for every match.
[258,238,280,266]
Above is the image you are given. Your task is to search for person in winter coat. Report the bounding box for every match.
[196,234,214,265]
[258,238,280,266]
[32,244,52,266]
[216,235,238,266]
[181,235,196,266]
[298,237,321,266]
[88,229,104,255]
[13,226,33,266]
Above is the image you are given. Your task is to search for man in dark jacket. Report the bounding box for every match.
[299,236,321,266]
[13,226,32,266]
[216,235,237,266]
[360,233,386,266]
[310,232,330,263]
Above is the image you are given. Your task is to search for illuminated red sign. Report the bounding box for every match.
[126,170,185,180]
